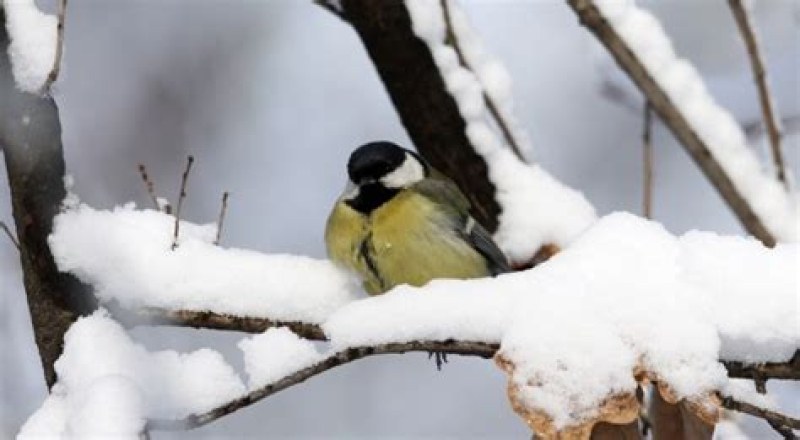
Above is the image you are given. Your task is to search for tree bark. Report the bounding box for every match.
[340,0,501,231]
[0,7,95,388]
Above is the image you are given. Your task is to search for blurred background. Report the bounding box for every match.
[1,0,797,438]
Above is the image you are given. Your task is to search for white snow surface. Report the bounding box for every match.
[405,0,597,264]
[3,0,58,93]
[44,202,796,431]
[325,212,798,428]
[593,0,799,242]
[18,311,245,438]
[239,327,324,389]
[48,203,360,323]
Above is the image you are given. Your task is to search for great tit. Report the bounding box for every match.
[325,141,510,295]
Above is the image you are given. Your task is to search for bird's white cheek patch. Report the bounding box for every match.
[381,153,425,188]
[342,180,359,200]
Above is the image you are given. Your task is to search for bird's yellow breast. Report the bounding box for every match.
[325,190,489,295]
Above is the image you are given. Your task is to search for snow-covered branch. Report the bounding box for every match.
[566,0,798,247]
[128,306,328,341]
[150,339,497,430]
[39,202,798,437]
[1,6,95,388]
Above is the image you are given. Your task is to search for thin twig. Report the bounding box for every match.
[720,394,800,434]
[642,102,653,219]
[171,156,194,250]
[40,0,67,93]
[148,340,497,430]
[440,0,526,162]
[137,164,160,211]
[728,0,789,190]
[214,192,229,246]
[566,0,776,247]
[0,221,20,250]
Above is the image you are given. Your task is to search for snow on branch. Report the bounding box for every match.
[18,311,246,438]
[2,0,61,93]
[402,0,597,264]
[567,0,799,247]
[48,204,360,324]
[42,202,799,436]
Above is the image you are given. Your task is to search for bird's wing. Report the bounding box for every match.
[412,176,511,275]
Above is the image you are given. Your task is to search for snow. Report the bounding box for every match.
[3,0,58,93]
[593,0,799,242]
[43,202,796,432]
[18,311,245,438]
[325,212,798,428]
[48,203,360,324]
[239,327,323,389]
[405,0,597,264]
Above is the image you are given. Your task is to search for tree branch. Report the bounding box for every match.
[127,306,328,341]
[0,6,95,388]
[720,394,800,434]
[148,340,497,430]
[727,0,788,190]
[338,0,501,231]
[566,0,777,247]
[642,102,653,219]
[440,0,526,162]
[41,0,67,93]
[724,351,800,381]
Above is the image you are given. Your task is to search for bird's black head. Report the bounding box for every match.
[343,141,428,214]
[347,141,427,187]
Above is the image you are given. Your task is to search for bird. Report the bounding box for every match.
[325,141,510,296]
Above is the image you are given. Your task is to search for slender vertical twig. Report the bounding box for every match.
[137,164,161,211]
[41,0,67,93]
[440,0,526,162]
[643,102,653,219]
[214,192,229,246]
[727,0,788,189]
[171,156,194,250]
[1,220,20,250]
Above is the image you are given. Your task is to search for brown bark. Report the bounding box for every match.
[0,7,95,388]
[339,0,501,231]
[649,390,713,440]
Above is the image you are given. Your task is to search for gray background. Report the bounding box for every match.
[1,0,798,438]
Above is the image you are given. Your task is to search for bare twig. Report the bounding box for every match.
[171,155,194,250]
[720,394,800,433]
[41,0,67,93]
[137,164,160,211]
[642,102,653,219]
[440,0,526,162]
[214,192,229,246]
[148,340,497,430]
[1,220,20,250]
[728,0,789,190]
[567,0,776,247]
